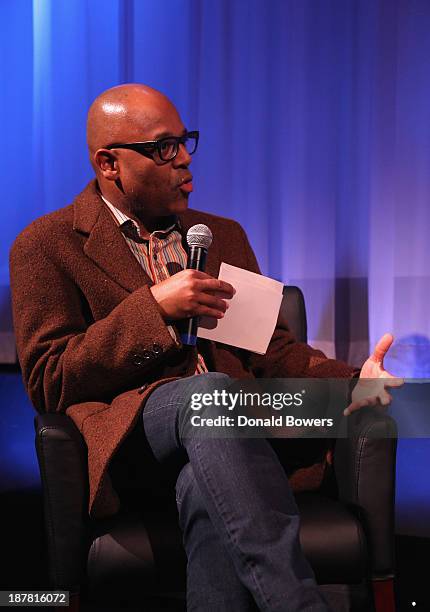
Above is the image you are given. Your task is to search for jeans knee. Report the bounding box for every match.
[175,372,230,416]
[189,372,232,393]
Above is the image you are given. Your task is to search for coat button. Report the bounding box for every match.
[142,350,152,359]
[132,354,144,366]
[152,343,162,355]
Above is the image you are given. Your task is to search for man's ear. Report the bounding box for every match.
[94,149,119,181]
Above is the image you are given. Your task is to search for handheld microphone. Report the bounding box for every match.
[179,224,213,346]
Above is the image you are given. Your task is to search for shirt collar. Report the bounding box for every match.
[99,193,181,242]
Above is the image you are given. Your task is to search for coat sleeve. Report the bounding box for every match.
[9,227,179,414]
[234,223,360,379]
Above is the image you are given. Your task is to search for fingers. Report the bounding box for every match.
[344,397,378,416]
[372,332,394,364]
[199,277,236,298]
[381,375,404,388]
[183,270,236,298]
[196,305,228,319]
[379,389,393,406]
[197,292,230,317]
[344,388,393,416]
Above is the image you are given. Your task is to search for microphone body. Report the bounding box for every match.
[188,245,208,275]
[179,224,213,346]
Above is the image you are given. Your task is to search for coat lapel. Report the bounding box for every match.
[73,181,221,293]
[73,181,152,293]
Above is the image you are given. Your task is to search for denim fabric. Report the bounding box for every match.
[142,373,329,612]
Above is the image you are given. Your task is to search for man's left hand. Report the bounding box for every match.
[344,333,404,416]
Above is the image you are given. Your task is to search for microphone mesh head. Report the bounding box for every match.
[186,224,213,250]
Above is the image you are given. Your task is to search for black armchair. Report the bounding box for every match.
[34,286,398,611]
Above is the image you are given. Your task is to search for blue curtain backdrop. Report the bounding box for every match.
[2,0,430,535]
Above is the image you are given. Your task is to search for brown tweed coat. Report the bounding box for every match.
[9,180,357,518]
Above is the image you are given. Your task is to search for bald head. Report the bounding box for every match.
[86,84,179,167]
[85,83,192,224]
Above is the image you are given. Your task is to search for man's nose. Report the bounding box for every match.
[173,143,192,167]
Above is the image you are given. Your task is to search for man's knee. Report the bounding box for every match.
[177,372,232,417]
[188,372,231,393]
[180,373,235,437]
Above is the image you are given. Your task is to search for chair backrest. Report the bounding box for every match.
[280,286,308,344]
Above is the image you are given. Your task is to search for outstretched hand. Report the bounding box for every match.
[344,333,404,416]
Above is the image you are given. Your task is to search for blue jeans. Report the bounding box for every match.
[142,373,329,612]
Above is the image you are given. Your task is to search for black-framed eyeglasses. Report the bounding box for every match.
[106,130,199,162]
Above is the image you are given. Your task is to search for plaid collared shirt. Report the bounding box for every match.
[102,196,208,374]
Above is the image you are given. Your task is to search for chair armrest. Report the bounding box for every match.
[34,413,89,591]
[334,408,397,579]
[281,286,308,343]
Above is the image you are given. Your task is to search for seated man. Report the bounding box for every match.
[9,84,401,612]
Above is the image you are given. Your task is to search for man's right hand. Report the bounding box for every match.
[150,269,236,321]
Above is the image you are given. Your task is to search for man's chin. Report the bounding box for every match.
[170,197,190,214]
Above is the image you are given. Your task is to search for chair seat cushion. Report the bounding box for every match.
[87,493,367,602]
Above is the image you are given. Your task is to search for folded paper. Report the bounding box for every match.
[198,263,284,354]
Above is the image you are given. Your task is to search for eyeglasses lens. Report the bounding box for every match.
[158,139,177,161]
[158,134,198,161]
[184,135,198,156]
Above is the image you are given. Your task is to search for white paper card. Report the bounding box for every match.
[198,263,283,354]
